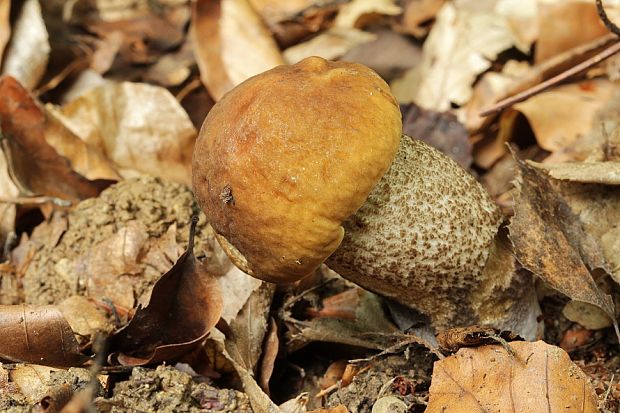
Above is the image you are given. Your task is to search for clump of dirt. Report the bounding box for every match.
[326,352,434,413]
[18,176,222,306]
[96,365,252,413]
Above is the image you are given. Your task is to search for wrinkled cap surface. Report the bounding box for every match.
[192,56,402,282]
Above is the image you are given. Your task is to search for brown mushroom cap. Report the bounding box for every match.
[192,56,402,283]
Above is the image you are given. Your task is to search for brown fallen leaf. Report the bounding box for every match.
[109,217,223,366]
[0,76,112,202]
[425,341,598,412]
[535,1,608,63]
[308,406,350,413]
[401,103,472,168]
[1,0,49,89]
[509,157,618,337]
[248,0,318,27]
[0,305,87,367]
[191,0,285,101]
[306,288,362,320]
[333,0,401,29]
[500,79,618,154]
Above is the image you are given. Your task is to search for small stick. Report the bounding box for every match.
[479,41,620,116]
[596,0,620,37]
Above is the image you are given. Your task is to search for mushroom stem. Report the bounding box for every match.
[326,135,540,339]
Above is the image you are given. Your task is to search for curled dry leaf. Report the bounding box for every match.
[191,0,285,101]
[1,0,49,89]
[426,341,598,412]
[248,0,318,27]
[109,218,223,366]
[509,158,617,333]
[0,305,87,367]
[400,0,445,37]
[0,76,112,202]
[54,81,196,185]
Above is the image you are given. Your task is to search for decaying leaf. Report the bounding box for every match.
[191,0,285,101]
[1,0,50,89]
[426,341,598,412]
[0,305,86,367]
[53,81,196,185]
[391,1,518,109]
[58,295,113,342]
[309,406,350,413]
[258,317,279,395]
[0,76,111,202]
[509,157,617,334]
[400,0,445,37]
[109,218,223,365]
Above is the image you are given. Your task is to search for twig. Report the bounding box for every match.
[603,374,615,404]
[597,0,620,37]
[479,41,620,116]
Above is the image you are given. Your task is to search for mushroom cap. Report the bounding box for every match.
[192,57,402,282]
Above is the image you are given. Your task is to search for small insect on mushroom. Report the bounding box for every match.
[192,56,539,338]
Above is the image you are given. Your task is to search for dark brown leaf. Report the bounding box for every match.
[400,103,472,168]
[109,217,223,365]
[0,305,87,367]
[0,76,112,202]
[509,157,617,332]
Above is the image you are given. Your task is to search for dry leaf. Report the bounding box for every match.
[333,0,401,29]
[228,281,275,372]
[530,161,620,185]
[0,305,86,367]
[258,317,279,395]
[109,218,223,365]
[248,0,319,27]
[401,103,472,168]
[55,81,196,185]
[191,0,285,101]
[563,300,612,330]
[426,341,598,412]
[1,0,50,89]
[218,265,263,323]
[340,29,421,81]
[58,296,112,341]
[306,288,362,320]
[0,0,9,66]
[66,0,188,22]
[391,1,517,109]
[0,149,19,246]
[284,287,397,352]
[509,158,616,329]
[0,76,111,202]
[504,80,617,153]
[69,221,149,310]
[535,1,608,63]
[400,0,445,37]
[283,28,376,64]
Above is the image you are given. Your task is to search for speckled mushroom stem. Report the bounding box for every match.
[326,135,541,339]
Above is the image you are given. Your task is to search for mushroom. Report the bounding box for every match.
[192,57,539,337]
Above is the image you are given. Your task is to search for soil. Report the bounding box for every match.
[17,176,222,307]
[95,365,252,413]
